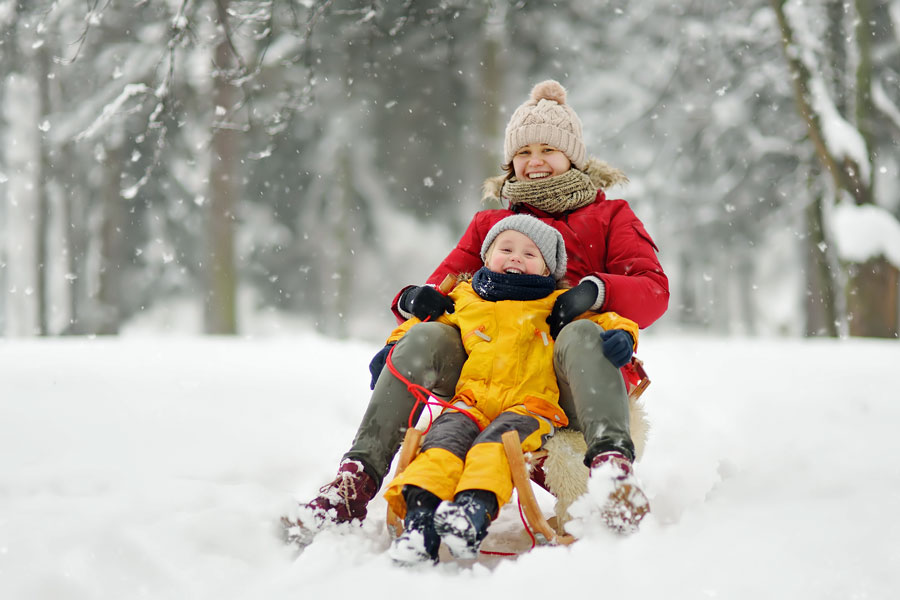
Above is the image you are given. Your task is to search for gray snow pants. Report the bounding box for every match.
[343,319,632,488]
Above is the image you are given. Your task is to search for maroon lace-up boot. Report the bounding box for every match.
[282,459,377,548]
[589,451,650,534]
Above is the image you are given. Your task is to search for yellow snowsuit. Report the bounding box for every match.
[383,280,639,518]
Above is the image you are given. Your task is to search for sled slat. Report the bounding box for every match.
[386,428,423,538]
[502,430,575,546]
[627,357,651,401]
[437,273,456,294]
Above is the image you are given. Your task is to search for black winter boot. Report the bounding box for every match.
[388,486,441,565]
[433,489,498,559]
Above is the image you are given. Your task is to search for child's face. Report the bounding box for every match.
[512,143,571,181]
[485,230,549,277]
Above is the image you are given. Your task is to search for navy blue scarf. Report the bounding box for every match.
[470,267,556,302]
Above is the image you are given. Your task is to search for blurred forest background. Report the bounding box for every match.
[1,0,898,341]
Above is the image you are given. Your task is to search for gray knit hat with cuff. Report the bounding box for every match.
[504,80,587,170]
[480,214,568,281]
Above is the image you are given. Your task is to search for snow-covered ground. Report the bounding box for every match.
[1,333,898,599]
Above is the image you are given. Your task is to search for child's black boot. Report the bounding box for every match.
[388,486,441,566]
[433,489,498,559]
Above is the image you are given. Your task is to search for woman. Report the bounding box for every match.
[284,80,669,547]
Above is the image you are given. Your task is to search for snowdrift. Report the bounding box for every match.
[1,334,897,599]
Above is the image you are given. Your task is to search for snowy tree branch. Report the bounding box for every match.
[770,0,871,204]
[51,0,113,65]
[74,84,154,141]
[872,79,900,137]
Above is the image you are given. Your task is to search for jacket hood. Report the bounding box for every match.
[481,157,629,204]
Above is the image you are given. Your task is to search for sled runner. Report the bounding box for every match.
[385,357,650,548]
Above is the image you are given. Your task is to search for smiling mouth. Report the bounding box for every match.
[528,172,550,179]
[504,268,523,274]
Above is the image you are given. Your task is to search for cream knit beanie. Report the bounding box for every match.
[503,80,586,170]
[480,215,568,281]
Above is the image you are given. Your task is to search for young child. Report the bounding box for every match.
[383,214,639,565]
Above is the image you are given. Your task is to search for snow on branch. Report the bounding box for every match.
[75,83,154,141]
[872,80,900,135]
[776,0,873,195]
[72,80,170,200]
[832,203,900,269]
[808,78,871,185]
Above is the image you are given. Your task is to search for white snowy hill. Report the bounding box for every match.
[1,333,897,599]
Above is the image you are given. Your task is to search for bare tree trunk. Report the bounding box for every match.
[2,4,40,336]
[61,144,84,334]
[802,194,840,337]
[95,144,127,335]
[60,139,98,336]
[736,255,757,336]
[825,0,849,114]
[35,42,51,335]
[677,251,700,327]
[846,257,899,337]
[853,0,877,162]
[331,150,354,340]
[3,75,41,337]
[844,0,899,337]
[204,0,239,335]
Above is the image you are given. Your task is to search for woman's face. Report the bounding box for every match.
[485,230,549,276]
[512,144,571,180]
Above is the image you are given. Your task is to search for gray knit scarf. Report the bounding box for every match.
[502,168,597,213]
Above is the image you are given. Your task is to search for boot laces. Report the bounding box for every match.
[319,468,359,513]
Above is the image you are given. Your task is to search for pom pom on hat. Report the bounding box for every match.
[480,214,568,281]
[504,79,586,170]
[530,80,567,105]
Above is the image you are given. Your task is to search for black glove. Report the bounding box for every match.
[601,329,634,369]
[546,280,600,338]
[368,342,396,390]
[399,285,455,321]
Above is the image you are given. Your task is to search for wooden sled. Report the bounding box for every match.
[385,357,651,547]
[385,427,424,539]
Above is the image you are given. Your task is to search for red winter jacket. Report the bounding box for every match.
[392,191,670,329]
